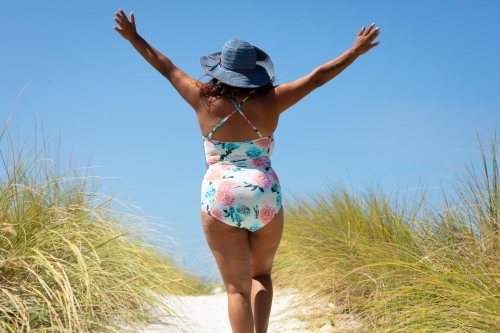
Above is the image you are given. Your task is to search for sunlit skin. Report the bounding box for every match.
[114,9,379,333]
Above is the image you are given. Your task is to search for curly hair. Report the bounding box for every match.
[198,77,275,100]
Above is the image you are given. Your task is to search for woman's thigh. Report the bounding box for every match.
[249,207,284,277]
[201,210,252,291]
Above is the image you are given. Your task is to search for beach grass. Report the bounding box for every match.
[274,133,500,332]
[0,127,206,332]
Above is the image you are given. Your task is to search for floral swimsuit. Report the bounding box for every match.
[201,97,282,232]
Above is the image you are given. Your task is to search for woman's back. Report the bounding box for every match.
[196,92,280,142]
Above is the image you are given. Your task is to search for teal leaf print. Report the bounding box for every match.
[237,204,251,216]
[233,213,244,223]
[243,182,264,192]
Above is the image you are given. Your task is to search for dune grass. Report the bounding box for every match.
[274,134,500,332]
[0,128,206,332]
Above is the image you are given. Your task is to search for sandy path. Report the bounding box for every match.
[139,291,333,333]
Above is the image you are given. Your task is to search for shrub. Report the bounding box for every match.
[274,134,500,332]
[0,127,203,332]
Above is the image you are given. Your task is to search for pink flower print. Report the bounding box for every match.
[210,207,224,221]
[252,158,268,168]
[215,190,234,207]
[253,173,272,189]
[205,168,223,182]
[219,163,235,171]
[204,140,214,148]
[217,179,235,191]
[258,206,275,224]
[256,137,271,148]
[207,155,219,166]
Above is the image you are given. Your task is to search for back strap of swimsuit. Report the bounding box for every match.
[207,96,263,140]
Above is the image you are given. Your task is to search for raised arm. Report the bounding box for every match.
[270,23,380,114]
[113,10,200,108]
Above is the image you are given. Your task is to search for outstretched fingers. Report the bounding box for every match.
[114,10,129,26]
[113,10,124,30]
[358,23,378,38]
[353,23,381,55]
[364,23,375,35]
[368,26,381,47]
[113,9,137,40]
[117,9,131,22]
[364,23,380,46]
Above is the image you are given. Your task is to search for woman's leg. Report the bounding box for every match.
[201,211,254,333]
[249,207,284,333]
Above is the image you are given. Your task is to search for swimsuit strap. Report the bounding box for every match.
[207,96,263,140]
[207,109,237,140]
[229,97,263,138]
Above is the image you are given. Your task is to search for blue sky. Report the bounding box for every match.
[2,0,499,276]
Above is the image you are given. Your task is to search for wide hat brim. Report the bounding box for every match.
[200,46,274,88]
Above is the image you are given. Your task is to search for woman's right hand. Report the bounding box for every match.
[113,9,138,41]
[352,23,380,56]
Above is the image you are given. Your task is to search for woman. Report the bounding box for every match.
[113,9,379,333]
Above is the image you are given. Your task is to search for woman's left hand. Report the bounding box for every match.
[113,9,138,41]
[352,23,380,56]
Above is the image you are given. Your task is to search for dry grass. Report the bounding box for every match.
[0,127,206,332]
[274,133,500,332]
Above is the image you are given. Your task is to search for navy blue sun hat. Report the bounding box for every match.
[200,39,274,88]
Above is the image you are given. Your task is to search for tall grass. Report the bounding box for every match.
[274,134,500,332]
[0,127,205,332]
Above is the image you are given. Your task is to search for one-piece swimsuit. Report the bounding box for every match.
[201,97,282,232]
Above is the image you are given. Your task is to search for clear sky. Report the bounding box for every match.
[2,0,500,277]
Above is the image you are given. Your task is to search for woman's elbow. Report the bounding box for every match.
[310,74,326,89]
